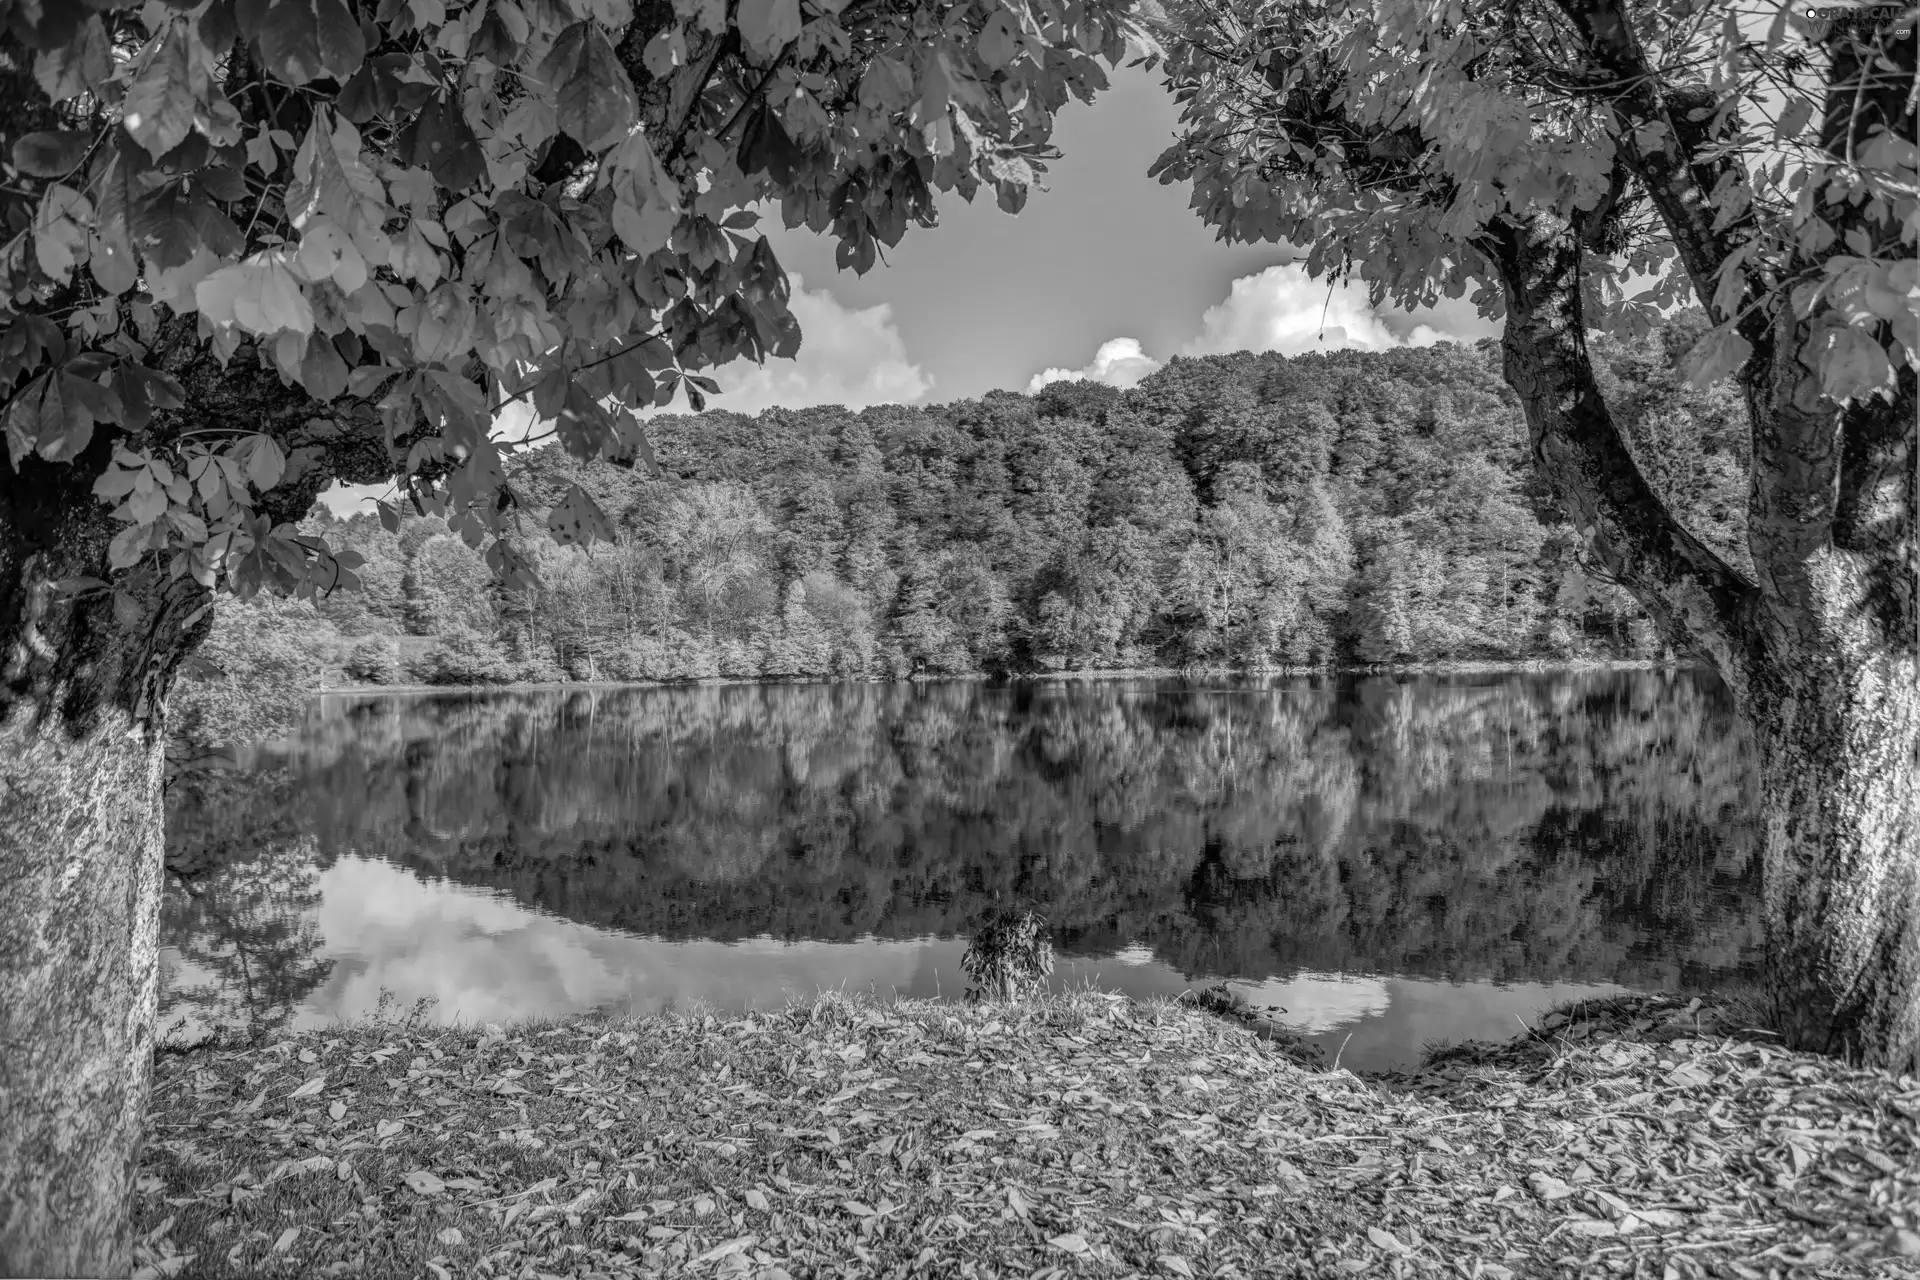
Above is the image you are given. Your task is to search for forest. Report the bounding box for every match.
[171,311,1747,744]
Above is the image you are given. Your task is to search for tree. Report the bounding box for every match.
[1150,0,1918,1063]
[0,0,1147,1268]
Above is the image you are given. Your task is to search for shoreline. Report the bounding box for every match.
[134,988,1919,1280]
[312,656,1701,701]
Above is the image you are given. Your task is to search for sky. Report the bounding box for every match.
[725,62,1500,412]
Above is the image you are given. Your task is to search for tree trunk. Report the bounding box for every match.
[0,442,208,1277]
[1483,212,1919,1069]
[0,316,365,1272]
[1750,632,1920,1071]
[0,707,167,1278]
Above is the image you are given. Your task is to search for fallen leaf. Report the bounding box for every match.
[1048,1233,1089,1254]
[272,1226,299,1253]
[376,1119,405,1139]
[329,1101,346,1121]
[288,1076,326,1099]
[1157,1258,1194,1279]
[1367,1225,1408,1254]
[403,1170,445,1196]
[744,1188,769,1212]
[436,1227,463,1247]
[1527,1172,1574,1202]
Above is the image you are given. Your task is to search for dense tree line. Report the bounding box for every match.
[174,315,1744,714]
[161,670,1760,1041]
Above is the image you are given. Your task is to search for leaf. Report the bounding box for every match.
[196,257,315,338]
[285,112,388,234]
[256,0,366,85]
[12,130,91,177]
[642,28,686,77]
[1158,1258,1194,1278]
[1048,1233,1090,1254]
[398,96,486,192]
[404,1169,446,1196]
[547,482,616,547]
[1527,1171,1574,1201]
[1682,323,1751,387]
[33,184,91,284]
[122,24,198,160]
[288,1075,326,1098]
[606,130,682,258]
[272,1226,299,1253]
[1774,96,1814,141]
[329,1101,347,1121]
[541,22,636,152]
[1816,326,1895,402]
[36,16,111,102]
[737,0,802,60]
[246,435,287,491]
[377,1119,406,1138]
[113,591,145,628]
[1366,1226,1408,1254]
[977,13,1022,68]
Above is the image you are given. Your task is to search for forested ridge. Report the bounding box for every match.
[177,312,1744,729]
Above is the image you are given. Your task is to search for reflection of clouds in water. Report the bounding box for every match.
[303,856,949,1028]
[1233,974,1392,1033]
[170,854,1632,1073]
[1236,974,1627,1073]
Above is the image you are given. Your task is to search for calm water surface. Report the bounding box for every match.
[160,670,1761,1072]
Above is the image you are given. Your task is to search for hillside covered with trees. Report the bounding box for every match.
[176,314,1746,728]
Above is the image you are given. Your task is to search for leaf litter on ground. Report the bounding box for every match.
[133,990,1920,1279]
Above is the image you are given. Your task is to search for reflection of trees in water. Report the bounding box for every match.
[161,769,334,1044]
[171,672,1760,993]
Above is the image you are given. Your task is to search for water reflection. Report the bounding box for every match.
[161,670,1760,1071]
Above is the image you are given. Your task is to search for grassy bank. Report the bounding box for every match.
[134,991,1919,1280]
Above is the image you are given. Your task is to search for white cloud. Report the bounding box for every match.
[1025,337,1163,394]
[684,275,932,417]
[1182,265,1411,358]
[1001,266,1486,412]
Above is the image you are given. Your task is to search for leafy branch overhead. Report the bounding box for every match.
[1146,0,1916,401]
[0,0,1147,601]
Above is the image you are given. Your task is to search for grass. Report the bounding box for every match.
[134,988,1920,1280]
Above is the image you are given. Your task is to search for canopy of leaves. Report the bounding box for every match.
[0,0,1144,603]
[1146,0,1916,401]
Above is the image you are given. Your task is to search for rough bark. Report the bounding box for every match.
[0,442,202,1278]
[1750,648,1920,1070]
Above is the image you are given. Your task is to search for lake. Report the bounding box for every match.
[160,669,1762,1072]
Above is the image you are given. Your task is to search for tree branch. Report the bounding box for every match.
[1550,0,1752,324]
[1479,214,1761,688]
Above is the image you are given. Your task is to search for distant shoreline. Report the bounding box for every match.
[312,656,1700,700]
